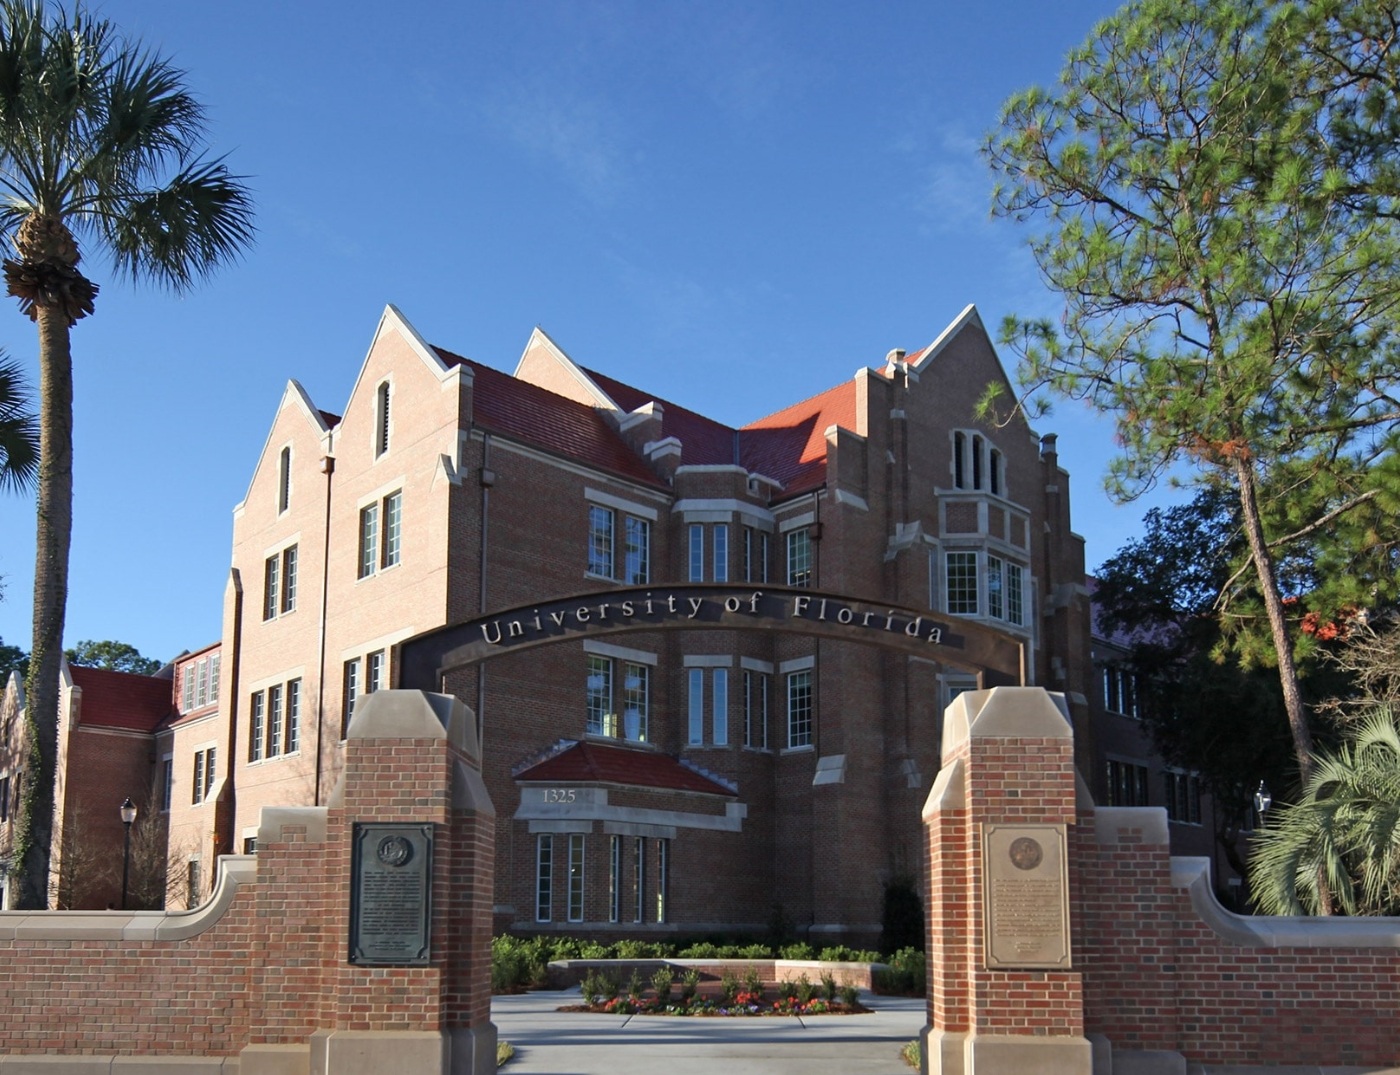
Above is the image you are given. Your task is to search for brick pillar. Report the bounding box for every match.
[258,689,497,1075]
[921,687,1090,1075]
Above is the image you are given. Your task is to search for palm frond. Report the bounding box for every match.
[0,351,36,492]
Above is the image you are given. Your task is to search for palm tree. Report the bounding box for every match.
[0,352,36,491]
[0,0,253,909]
[1249,708,1400,916]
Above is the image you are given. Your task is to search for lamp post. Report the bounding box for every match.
[1254,781,1272,822]
[119,797,137,910]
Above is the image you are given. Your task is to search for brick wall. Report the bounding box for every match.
[923,687,1400,1075]
[0,690,495,1075]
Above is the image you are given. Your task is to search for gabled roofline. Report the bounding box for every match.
[232,378,333,514]
[513,326,620,412]
[909,303,984,372]
[344,305,459,408]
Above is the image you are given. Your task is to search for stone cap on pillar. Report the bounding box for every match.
[941,686,1071,764]
[346,689,479,761]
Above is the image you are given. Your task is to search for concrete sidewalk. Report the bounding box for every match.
[490,988,925,1074]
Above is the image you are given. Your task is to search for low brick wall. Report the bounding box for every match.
[0,690,497,1075]
[1079,811,1400,1070]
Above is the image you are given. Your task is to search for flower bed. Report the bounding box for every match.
[561,967,870,1016]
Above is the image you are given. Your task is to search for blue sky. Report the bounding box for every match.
[0,0,1181,665]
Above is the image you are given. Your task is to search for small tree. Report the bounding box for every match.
[64,639,161,675]
[1250,708,1400,916]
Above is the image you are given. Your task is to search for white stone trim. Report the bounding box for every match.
[779,656,815,673]
[585,487,660,521]
[682,654,734,668]
[582,640,658,665]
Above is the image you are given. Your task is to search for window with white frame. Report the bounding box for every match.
[689,523,705,582]
[160,757,173,812]
[743,667,769,749]
[286,678,301,753]
[249,691,265,762]
[249,678,301,760]
[786,529,812,588]
[656,838,669,923]
[587,502,650,584]
[943,675,979,710]
[342,658,360,736]
[713,523,729,583]
[358,491,402,578]
[191,747,216,805]
[1164,770,1202,824]
[567,834,585,923]
[940,549,1026,627]
[535,834,553,922]
[743,526,770,583]
[586,652,651,742]
[608,835,622,923]
[367,650,386,694]
[633,837,645,923]
[263,544,298,620]
[786,667,813,749]
[686,662,730,746]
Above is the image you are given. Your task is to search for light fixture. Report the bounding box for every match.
[119,797,137,910]
[1254,781,1272,819]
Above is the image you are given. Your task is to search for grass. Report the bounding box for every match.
[497,1039,515,1066]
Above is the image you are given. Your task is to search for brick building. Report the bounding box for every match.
[6,302,1125,938]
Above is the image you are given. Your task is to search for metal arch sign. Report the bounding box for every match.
[395,585,1026,689]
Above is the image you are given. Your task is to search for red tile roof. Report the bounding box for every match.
[584,367,741,467]
[742,381,859,495]
[68,665,172,734]
[515,740,736,796]
[434,348,665,489]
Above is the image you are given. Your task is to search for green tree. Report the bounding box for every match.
[1094,486,1337,879]
[2,0,253,909]
[64,638,159,675]
[0,352,35,491]
[1250,708,1400,916]
[985,0,1400,785]
[0,635,27,681]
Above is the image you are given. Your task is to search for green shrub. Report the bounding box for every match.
[580,970,607,1006]
[840,984,861,1008]
[742,967,764,996]
[793,974,815,1004]
[612,939,646,960]
[720,969,741,1004]
[873,946,926,996]
[679,968,701,1004]
[579,940,610,959]
[881,874,925,956]
[625,968,646,999]
[599,973,620,1001]
[821,972,838,1001]
[737,943,773,959]
[779,942,813,960]
[491,935,546,993]
[497,1040,515,1067]
[901,1039,921,1069]
[678,941,720,958]
[650,967,674,1004]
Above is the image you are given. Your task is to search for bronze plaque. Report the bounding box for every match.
[349,823,433,965]
[982,823,1070,969]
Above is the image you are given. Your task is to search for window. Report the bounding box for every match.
[743,527,769,583]
[343,658,360,736]
[536,835,553,922]
[586,655,613,736]
[181,665,196,711]
[689,524,704,582]
[587,504,650,584]
[358,492,403,578]
[713,524,729,583]
[281,546,298,612]
[192,748,216,805]
[0,774,8,822]
[952,430,1005,496]
[685,664,730,746]
[787,669,813,749]
[358,502,378,579]
[588,506,614,577]
[264,551,281,620]
[1106,760,1149,807]
[943,550,1025,626]
[609,835,622,923]
[786,529,812,587]
[243,837,258,854]
[161,758,173,812]
[744,669,769,749]
[382,492,402,568]
[944,675,979,710]
[249,691,265,762]
[633,838,645,923]
[367,650,385,693]
[1164,771,1202,824]
[209,653,221,704]
[585,656,648,741]
[1103,666,1139,717]
[286,678,301,754]
[945,552,978,615]
[278,445,291,513]
[268,684,284,758]
[374,380,391,457]
[568,834,585,923]
[656,838,669,923]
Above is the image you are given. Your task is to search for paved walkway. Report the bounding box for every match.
[491,989,926,1075]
